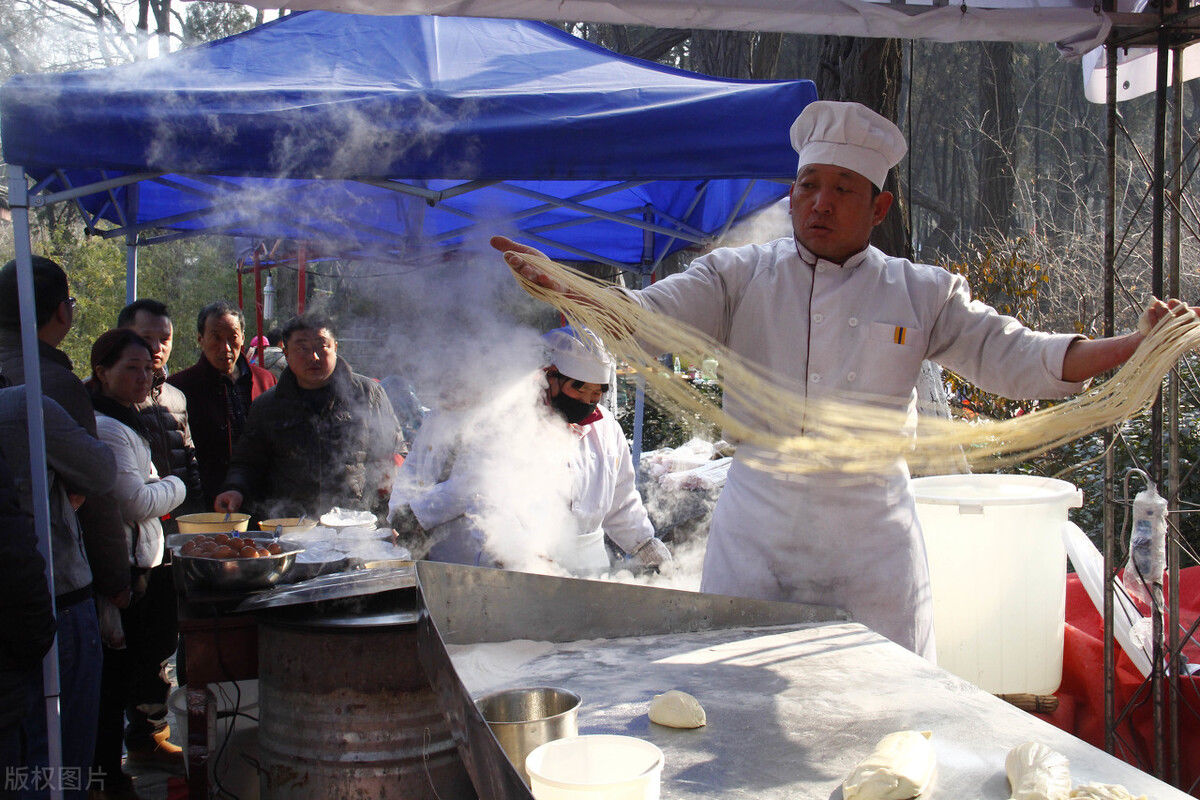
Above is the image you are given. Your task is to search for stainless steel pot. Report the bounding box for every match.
[476,687,580,783]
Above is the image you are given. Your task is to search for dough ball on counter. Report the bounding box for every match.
[648,690,706,728]
[1006,742,1071,800]
[842,730,935,800]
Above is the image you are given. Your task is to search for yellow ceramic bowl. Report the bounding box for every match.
[176,512,251,534]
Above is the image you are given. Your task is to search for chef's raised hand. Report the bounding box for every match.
[1137,297,1200,335]
[490,235,566,293]
[214,489,243,514]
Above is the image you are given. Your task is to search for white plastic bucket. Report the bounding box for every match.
[525,735,663,800]
[912,474,1081,695]
[168,680,260,800]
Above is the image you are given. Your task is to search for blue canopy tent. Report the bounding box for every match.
[1,16,815,783]
[2,11,815,269]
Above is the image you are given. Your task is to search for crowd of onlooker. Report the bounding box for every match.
[0,255,402,800]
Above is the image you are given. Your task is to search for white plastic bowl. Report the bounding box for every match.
[525,735,663,800]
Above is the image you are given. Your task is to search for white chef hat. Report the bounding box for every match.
[542,326,613,385]
[789,101,907,190]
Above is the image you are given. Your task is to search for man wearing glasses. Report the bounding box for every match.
[214,312,401,520]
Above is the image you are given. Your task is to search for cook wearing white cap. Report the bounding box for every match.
[389,327,671,576]
[541,327,672,574]
[491,101,1177,660]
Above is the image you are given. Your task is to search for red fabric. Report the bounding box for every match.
[1035,566,1200,794]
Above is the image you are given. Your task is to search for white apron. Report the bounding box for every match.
[701,453,934,658]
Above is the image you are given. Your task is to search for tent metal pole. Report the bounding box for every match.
[125,183,140,303]
[7,163,65,800]
[655,180,711,267]
[632,272,649,467]
[1166,36,1184,791]
[253,251,265,353]
[715,180,757,241]
[631,211,655,464]
[53,170,103,236]
[1102,28,1118,760]
[1149,25,1168,780]
[298,243,308,314]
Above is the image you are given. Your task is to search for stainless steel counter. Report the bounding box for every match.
[416,562,1186,800]
[451,622,1187,798]
[450,622,1186,798]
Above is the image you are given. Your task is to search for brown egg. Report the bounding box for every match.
[213,534,231,546]
[256,547,271,557]
[240,546,260,559]
[181,541,199,556]
[212,545,236,559]
[266,543,283,555]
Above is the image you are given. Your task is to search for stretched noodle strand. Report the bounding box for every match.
[511,251,1200,476]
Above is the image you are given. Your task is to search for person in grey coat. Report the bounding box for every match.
[0,383,117,800]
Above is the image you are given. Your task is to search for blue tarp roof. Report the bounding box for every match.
[1,12,816,267]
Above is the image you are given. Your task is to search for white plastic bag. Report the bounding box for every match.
[1123,485,1167,606]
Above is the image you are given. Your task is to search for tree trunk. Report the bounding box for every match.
[816,36,911,259]
[975,41,1017,237]
[689,29,752,78]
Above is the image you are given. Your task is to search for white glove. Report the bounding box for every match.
[633,538,673,574]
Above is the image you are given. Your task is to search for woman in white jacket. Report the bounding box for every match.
[88,328,186,796]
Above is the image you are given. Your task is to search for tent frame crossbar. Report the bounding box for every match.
[50,171,718,266]
[25,170,161,208]
[494,181,711,243]
[355,176,499,202]
[428,179,672,244]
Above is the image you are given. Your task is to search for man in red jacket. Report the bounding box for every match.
[167,301,275,510]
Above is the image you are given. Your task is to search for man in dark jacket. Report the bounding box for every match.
[118,299,203,522]
[215,313,401,520]
[167,301,275,509]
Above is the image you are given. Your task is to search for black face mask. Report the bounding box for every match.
[550,391,597,424]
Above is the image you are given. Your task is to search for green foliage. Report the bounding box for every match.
[182,3,257,47]
[1,210,241,378]
[614,374,722,451]
[940,237,1081,421]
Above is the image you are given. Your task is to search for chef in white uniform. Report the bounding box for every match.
[492,101,1175,657]
[389,327,672,574]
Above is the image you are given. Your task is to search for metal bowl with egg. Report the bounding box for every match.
[174,534,305,591]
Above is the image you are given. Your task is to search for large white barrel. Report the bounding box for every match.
[912,473,1082,695]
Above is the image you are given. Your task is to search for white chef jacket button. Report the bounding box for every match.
[846,372,857,382]
[810,373,821,383]
[813,313,824,324]
[848,317,859,327]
